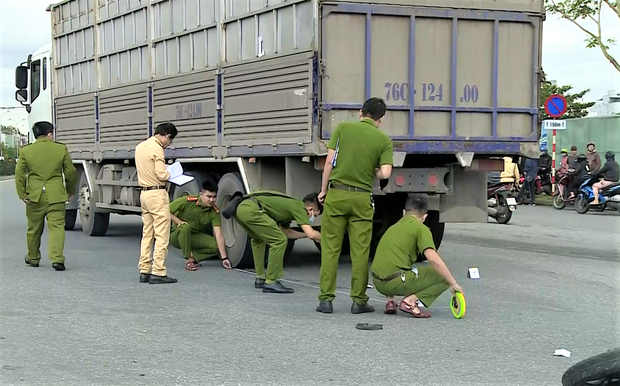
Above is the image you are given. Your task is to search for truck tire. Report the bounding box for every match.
[216,172,253,269]
[416,210,444,262]
[561,347,620,386]
[65,209,78,230]
[78,172,109,236]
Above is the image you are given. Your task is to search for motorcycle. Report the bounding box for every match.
[574,178,620,215]
[487,182,517,224]
[552,173,574,210]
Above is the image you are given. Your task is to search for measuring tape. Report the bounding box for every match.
[450,292,466,319]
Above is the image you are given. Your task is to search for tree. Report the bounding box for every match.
[539,71,596,120]
[0,125,19,135]
[545,0,620,72]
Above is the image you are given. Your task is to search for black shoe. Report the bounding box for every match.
[149,275,178,284]
[316,301,333,313]
[254,278,266,289]
[351,302,375,314]
[140,273,151,283]
[262,280,294,294]
[52,263,65,271]
[25,256,39,267]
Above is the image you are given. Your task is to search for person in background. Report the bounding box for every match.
[586,142,601,172]
[557,148,569,177]
[591,151,619,205]
[169,179,232,271]
[370,195,463,318]
[135,122,178,284]
[15,121,78,271]
[517,157,538,206]
[567,154,591,199]
[500,156,520,186]
[568,146,578,169]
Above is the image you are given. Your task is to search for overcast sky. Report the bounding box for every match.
[1,0,619,135]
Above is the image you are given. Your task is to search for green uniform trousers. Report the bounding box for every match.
[170,224,218,262]
[319,188,374,305]
[372,265,450,307]
[26,192,66,264]
[235,199,287,284]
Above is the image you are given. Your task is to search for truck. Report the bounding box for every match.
[15,0,543,268]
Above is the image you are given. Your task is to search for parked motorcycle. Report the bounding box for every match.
[487,182,517,224]
[574,177,620,214]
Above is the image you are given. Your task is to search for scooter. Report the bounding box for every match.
[552,173,574,210]
[487,182,517,224]
[574,178,620,214]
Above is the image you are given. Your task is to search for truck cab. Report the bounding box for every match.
[15,44,53,132]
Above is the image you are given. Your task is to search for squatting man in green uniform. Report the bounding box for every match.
[371,195,463,318]
[169,179,232,271]
[316,97,394,314]
[234,191,322,294]
[15,121,78,271]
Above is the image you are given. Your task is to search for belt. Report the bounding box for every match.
[329,183,370,193]
[141,185,166,191]
[371,271,403,282]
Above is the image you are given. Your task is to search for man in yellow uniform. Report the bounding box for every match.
[370,195,463,317]
[15,121,78,271]
[135,122,178,284]
[317,97,394,314]
[169,179,232,271]
[234,191,322,293]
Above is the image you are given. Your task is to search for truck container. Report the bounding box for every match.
[15,0,543,268]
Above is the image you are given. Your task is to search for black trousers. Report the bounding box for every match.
[518,178,536,204]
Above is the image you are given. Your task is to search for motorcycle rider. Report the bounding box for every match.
[517,157,538,205]
[558,148,569,177]
[538,149,552,190]
[591,151,619,205]
[567,154,591,200]
[500,156,520,186]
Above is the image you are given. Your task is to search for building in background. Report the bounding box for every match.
[588,90,620,117]
[0,133,21,148]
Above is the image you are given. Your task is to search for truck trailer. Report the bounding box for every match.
[15,0,543,268]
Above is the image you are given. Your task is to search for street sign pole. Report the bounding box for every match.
[543,94,568,196]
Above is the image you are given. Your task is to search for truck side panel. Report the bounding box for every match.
[320,3,541,148]
[54,93,96,150]
[98,83,148,152]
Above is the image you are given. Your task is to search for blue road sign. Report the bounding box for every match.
[544,94,567,118]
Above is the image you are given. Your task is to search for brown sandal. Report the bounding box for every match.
[399,300,431,318]
[185,259,198,271]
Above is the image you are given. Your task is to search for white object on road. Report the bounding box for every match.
[468,267,480,279]
[554,349,571,358]
[167,161,195,186]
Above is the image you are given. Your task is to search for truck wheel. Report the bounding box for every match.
[78,172,109,236]
[416,210,444,262]
[216,172,253,269]
[65,209,78,230]
[561,347,620,386]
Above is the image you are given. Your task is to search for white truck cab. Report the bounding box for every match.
[15,44,53,133]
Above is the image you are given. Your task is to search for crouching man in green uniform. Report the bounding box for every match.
[15,121,78,271]
[169,179,232,271]
[235,191,322,294]
[370,195,463,318]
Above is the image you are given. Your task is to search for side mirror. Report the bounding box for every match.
[16,89,28,103]
[15,65,28,89]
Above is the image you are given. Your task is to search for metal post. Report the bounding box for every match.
[551,127,556,195]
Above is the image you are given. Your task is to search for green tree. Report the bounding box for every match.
[545,0,620,72]
[0,125,19,135]
[539,71,596,120]
[0,142,18,176]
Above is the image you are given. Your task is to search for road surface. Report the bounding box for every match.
[1,178,619,386]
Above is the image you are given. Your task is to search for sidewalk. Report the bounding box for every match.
[0,175,14,181]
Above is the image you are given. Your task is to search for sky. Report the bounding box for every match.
[1,0,619,135]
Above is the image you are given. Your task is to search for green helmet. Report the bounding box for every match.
[561,148,568,154]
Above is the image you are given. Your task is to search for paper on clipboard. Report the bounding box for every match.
[167,161,194,186]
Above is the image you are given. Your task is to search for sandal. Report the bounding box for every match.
[399,300,431,318]
[185,260,198,271]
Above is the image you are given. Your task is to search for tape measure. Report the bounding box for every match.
[450,292,466,319]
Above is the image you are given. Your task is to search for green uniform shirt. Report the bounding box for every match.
[169,194,221,232]
[246,190,310,228]
[327,118,394,191]
[371,215,436,278]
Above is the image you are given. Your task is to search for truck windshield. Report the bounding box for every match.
[30,59,41,103]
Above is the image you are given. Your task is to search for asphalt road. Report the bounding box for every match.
[1,178,619,386]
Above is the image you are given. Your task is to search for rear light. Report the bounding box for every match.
[394,174,405,187]
[428,173,438,187]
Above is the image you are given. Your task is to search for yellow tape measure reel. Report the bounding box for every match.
[450,292,466,319]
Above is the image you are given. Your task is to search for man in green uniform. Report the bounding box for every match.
[370,195,463,318]
[169,179,232,271]
[316,97,394,314]
[15,121,78,271]
[235,191,322,294]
